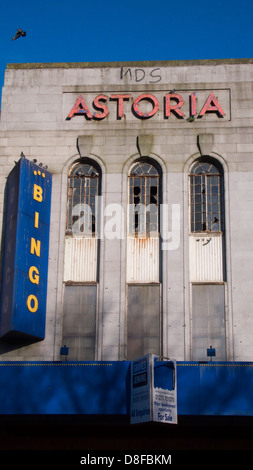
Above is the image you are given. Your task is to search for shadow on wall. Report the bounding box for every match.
[0,361,131,415]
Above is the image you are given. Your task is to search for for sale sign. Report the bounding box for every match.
[152,355,177,424]
[130,354,177,424]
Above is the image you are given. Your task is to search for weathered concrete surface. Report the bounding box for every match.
[0,59,252,362]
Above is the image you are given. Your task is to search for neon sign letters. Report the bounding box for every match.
[66,92,226,121]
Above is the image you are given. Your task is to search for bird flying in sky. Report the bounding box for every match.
[12,29,26,40]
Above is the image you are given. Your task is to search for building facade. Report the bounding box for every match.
[0,59,253,363]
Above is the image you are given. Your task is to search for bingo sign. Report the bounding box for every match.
[130,354,177,425]
[0,157,52,340]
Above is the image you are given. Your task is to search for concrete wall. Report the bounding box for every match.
[0,59,253,362]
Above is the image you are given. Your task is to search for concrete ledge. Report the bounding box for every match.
[6,58,253,70]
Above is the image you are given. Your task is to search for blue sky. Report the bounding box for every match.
[0,0,252,101]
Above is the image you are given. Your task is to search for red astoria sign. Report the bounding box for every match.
[66,92,226,121]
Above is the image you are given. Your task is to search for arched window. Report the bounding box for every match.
[66,159,101,237]
[128,159,161,237]
[127,158,162,359]
[189,157,227,361]
[63,158,102,360]
[190,158,224,233]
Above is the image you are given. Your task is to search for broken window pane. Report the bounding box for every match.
[128,160,160,237]
[190,159,224,233]
[66,160,100,236]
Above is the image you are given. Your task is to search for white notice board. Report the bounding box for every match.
[130,354,177,425]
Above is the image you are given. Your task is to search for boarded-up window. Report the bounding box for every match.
[192,284,226,361]
[62,285,96,360]
[127,285,160,360]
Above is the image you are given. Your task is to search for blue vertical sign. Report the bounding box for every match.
[0,157,52,340]
[130,355,151,424]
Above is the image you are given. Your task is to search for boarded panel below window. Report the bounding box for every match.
[126,238,160,283]
[62,285,96,360]
[127,284,160,360]
[192,284,226,361]
[189,234,224,282]
[64,238,98,283]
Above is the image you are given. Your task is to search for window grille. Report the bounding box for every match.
[66,161,100,236]
[190,160,224,233]
[128,160,160,237]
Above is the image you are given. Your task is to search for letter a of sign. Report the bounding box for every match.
[66,95,93,120]
[199,92,226,118]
